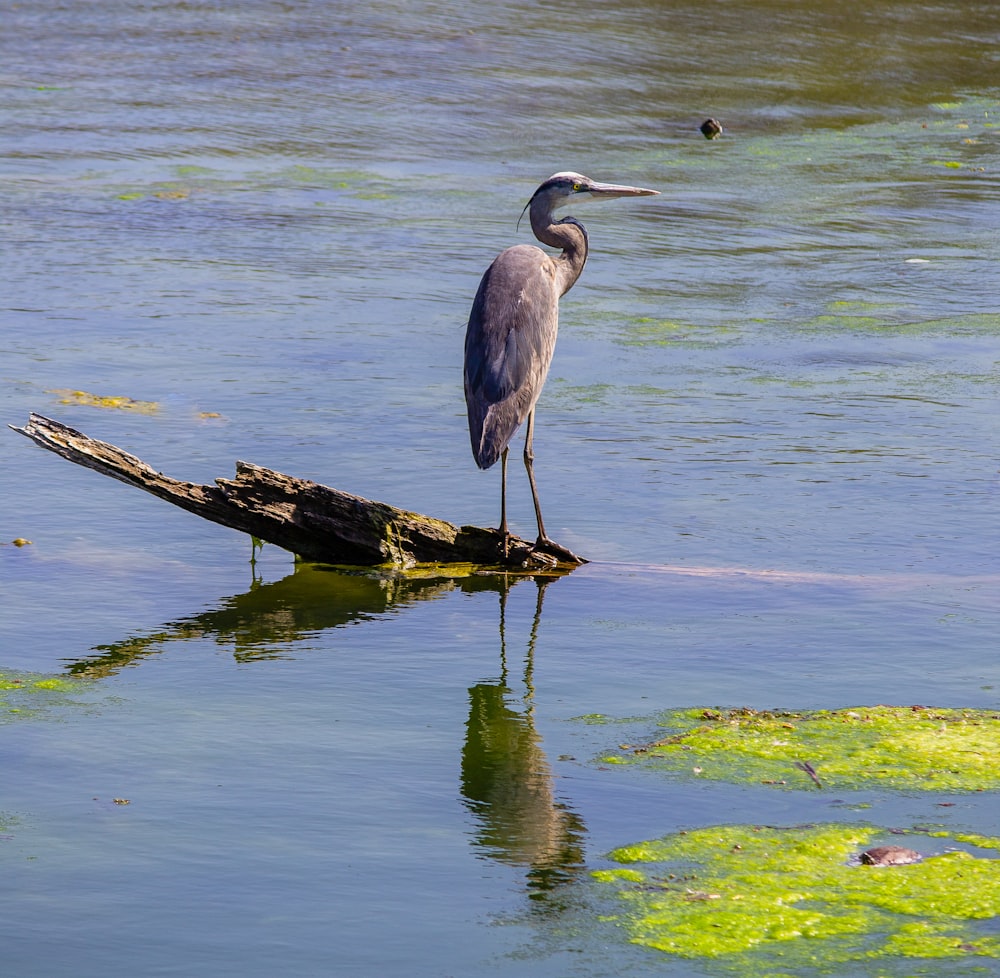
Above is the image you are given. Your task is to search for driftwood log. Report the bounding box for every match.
[10,414,586,568]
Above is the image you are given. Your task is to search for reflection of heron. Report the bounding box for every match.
[464,172,658,560]
[461,575,586,908]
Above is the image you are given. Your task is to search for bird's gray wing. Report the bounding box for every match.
[464,246,559,469]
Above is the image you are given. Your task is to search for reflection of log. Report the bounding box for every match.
[11,414,586,568]
[70,566,463,676]
[66,565,558,677]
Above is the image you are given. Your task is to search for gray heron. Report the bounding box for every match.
[463,172,658,561]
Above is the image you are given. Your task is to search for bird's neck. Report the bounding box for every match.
[531,213,589,296]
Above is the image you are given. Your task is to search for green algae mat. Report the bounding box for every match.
[602,706,1000,792]
[0,669,90,722]
[594,822,1000,971]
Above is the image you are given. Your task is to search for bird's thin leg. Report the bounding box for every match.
[522,410,549,544]
[499,447,510,556]
[523,411,585,565]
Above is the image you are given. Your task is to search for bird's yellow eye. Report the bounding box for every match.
[572,183,583,192]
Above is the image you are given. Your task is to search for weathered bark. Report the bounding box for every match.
[10,414,586,568]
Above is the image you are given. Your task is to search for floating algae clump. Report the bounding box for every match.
[0,670,87,721]
[594,823,1000,969]
[607,705,1000,791]
[48,389,159,413]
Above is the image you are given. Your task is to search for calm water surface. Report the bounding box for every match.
[1,1,998,975]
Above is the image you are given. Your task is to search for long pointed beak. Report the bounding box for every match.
[586,181,659,200]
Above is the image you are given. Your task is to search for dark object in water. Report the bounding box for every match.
[700,118,723,139]
[860,845,922,866]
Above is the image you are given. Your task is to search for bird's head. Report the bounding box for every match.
[537,172,659,206]
[520,172,658,229]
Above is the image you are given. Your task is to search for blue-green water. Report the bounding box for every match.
[1,1,998,975]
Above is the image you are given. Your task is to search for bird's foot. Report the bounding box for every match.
[531,535,587,566]
[490,528,516,561]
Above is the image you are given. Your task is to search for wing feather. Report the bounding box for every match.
[464,245,560,469]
